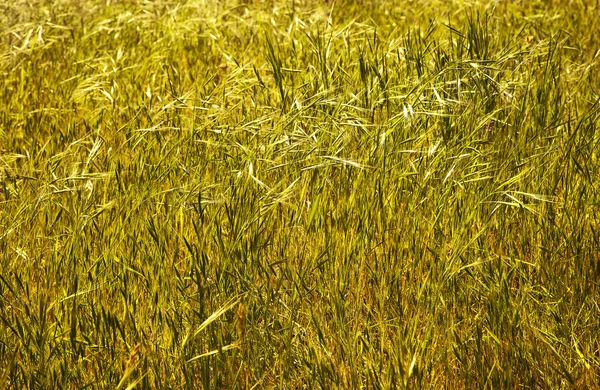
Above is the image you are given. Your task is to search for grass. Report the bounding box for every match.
[0,0,599,388]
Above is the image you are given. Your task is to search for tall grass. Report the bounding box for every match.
[1,0,599,388]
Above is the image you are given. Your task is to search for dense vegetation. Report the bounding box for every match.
[1,0,599,388]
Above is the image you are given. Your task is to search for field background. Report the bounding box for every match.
[1,0,599,388]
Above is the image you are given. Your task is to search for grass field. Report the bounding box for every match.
[1,0,599,388]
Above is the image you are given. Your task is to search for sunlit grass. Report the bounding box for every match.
[1,0,599,388]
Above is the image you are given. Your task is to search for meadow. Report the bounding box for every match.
[1,0,599,388]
